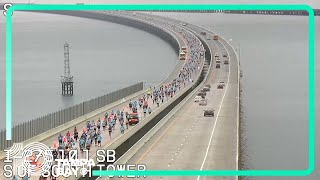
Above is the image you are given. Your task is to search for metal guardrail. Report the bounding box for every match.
[0,82,143,151]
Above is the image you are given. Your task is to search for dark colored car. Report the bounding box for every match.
[199,90,207,96]
[199,99,208,106]
[197,92,206,98]
[216,64,220,68]
[217,82,225,89]
[203,87,210,92]
[205,84,211,88]
[223,54,228,57]
[204,109,214,116]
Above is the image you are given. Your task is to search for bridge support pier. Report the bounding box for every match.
[62,82,73,95]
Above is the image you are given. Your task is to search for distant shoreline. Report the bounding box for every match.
[1,4,319,16]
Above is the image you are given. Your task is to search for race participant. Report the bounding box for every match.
[97,118,101,131]
[97,133,102,147]
[143,107,147,117]
[125,119,129,129]
[104,111,108,119]
[108,125,112,138]
[85,138,91,151]
[58,134,63,145]
[74,127,78,141]
[120,124,125,134]
[102,118,107,131]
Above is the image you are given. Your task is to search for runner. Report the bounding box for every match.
[94,130,98,146]
[85,138,91,151]
[120,124,125,134]
[86,121,90,131]
[97,133,102,147]
[126,120,129,130]
[79,137,85,152]
[102,118,107,131]
[156,98,160,107]
[108,125,112,138]
[58,134,63,145]
[66,131,71,138]
[74,127,78,141]
[148,107,152,114]
[112,117,116,130]
[52,148,58,161]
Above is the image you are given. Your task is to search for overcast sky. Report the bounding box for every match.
[6,0,320,8]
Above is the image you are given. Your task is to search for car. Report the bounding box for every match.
[213,34,219,40]
[216,60,221,63]
[194,96,203,102]
[224,60,229,64]
[197,92,206,98]
[217,82,225,89]
[200,32,206,36]
[199,90,207,96]
[216,64,220,68]
[199,99,207,106]
[205,84,211,88]
[127,113,139,125]
[203,87,210,92]
[223,54,228,57]
[214,53,219,58]
[204,109,215,116]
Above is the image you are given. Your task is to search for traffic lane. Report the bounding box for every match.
[170,58,229,176]
[202,84,238,171]
[121,58,227,180]
[123,85,223,180]
[197,41,238,180]
[220,39,238,85]
[162,83,226,180]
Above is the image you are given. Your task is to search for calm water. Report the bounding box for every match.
[155,12,320,179]
[0,12,177,129]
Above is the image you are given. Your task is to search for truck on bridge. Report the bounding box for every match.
[213,34,219,40]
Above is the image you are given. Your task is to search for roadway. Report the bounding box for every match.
[107,12,239,180]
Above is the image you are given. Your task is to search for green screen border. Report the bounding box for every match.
[5,4,314,177]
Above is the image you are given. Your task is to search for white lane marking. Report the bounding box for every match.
[226,39,241,173]
[197,40,231,180]
[216,36,240,173]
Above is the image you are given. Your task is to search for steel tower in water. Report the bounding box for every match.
[61,42,73,95]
